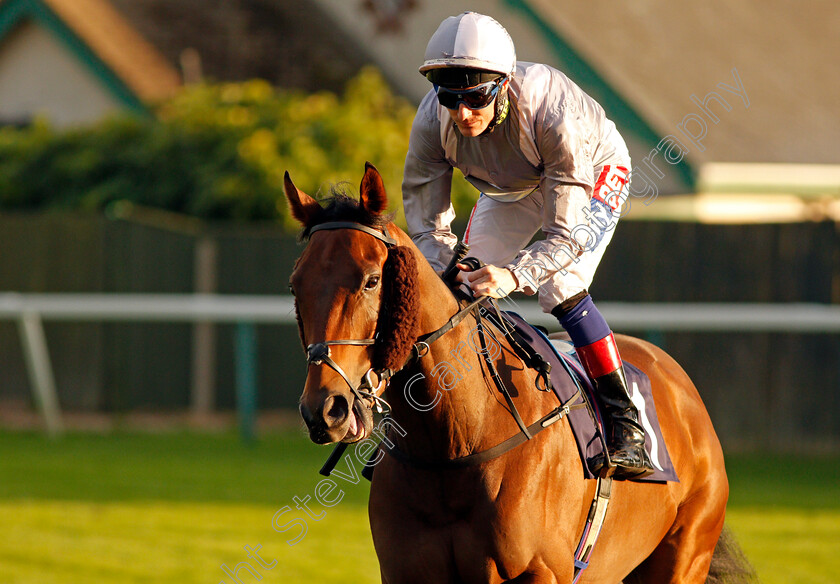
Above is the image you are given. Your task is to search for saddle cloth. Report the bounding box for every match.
[492,310,679,483]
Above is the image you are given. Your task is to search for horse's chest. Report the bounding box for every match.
[397,483,540,571]
[371,447,578,583]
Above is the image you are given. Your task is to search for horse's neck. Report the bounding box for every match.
[390,255,547,461]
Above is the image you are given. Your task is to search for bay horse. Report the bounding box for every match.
[286,163,753,583]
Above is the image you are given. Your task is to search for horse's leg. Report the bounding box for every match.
[623,456,728,583]
[610,334,729,584]
[505,565,561,584]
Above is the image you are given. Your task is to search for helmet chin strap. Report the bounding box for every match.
[480,81,510,136]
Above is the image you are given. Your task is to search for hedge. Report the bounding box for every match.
[0,68,477,229]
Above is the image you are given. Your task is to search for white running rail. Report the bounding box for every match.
[2,293,838,436]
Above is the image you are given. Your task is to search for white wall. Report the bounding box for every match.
[308,0,689,195]
[309,0,558,103]
[0,21,122,127]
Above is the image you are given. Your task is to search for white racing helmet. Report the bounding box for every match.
[419,12,516,82]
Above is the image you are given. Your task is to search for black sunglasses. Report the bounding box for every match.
[434,79,503,110]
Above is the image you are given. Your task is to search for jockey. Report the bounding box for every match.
[402,11,654,480]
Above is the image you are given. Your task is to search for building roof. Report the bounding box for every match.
[518,0,840,165]
[108,0,371,96]
[0,0,180,108]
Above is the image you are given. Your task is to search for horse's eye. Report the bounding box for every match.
[364,275,380,291]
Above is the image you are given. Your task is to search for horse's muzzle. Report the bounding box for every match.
[299,391,374,445]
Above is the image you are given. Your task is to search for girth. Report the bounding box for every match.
[304,228,614,580]
[381,390,585,471]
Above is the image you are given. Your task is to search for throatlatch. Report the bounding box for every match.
[308,232,615,579]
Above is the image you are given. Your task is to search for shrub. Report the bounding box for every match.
[0,68,477,229]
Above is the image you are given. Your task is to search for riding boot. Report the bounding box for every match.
[581,357,655,480]
[552,293,654,481]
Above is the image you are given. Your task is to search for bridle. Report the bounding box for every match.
[302,221,399,415]
[301,220,586,473]
[301,221,488,415]
[301,216,562,408]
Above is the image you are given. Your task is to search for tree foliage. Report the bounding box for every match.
[0,68,476,229]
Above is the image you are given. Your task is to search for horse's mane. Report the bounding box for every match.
[298,184,394,241]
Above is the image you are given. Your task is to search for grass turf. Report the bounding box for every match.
[0,429,838,583]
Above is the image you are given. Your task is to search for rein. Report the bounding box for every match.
[303,220,582,475]
[384,390,584,470]
[378,305,588,472]
[302,221,483,418]
[304,220,613,580]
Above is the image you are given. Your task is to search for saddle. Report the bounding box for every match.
[323,297,678,484]
[484,309,679,483]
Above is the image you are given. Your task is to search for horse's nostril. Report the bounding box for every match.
[323,394,349,427]
[299,402,315,427]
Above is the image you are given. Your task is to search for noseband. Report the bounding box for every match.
[305,221,592,484]
[303,221,398,414]
[306,336,390,413]
[301,221,483,416]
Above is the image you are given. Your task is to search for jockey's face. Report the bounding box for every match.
[447,99,496,137]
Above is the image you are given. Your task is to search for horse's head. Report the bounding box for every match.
[285,163,420,444]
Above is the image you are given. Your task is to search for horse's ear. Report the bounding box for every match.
[359,162,389,215]
[284,171,320,226]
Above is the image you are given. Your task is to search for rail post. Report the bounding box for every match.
[17,311,63,436]
[234,321,258,444]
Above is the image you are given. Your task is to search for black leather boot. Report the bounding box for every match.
[551,294,655,480]
[589,366,655,480]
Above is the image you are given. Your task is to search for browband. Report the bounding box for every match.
[309,221,396,246]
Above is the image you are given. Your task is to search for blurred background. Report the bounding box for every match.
[0,1,838,583]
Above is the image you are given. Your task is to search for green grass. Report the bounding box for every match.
[724,453,840,584]
[0,429,838,583]
[0,430,377,584]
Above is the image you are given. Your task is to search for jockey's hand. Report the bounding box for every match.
[456,263,517,299]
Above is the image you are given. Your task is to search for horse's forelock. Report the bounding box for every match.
[298,186,393,241]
